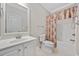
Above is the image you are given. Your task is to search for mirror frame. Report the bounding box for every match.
[1,3,30,38]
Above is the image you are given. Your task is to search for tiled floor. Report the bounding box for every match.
[35,45,77,56]
[35,47,58,56]
[35,40,77,56]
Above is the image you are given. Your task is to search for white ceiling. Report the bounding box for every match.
[41,3,69,13]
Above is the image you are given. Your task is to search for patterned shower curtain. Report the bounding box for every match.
[46,4,78,48]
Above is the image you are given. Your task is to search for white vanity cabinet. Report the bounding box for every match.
[0,38,37,56]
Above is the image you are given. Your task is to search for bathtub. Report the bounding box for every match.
[41,40,76,56]
[56,41,76,56]
[39,34,76,55]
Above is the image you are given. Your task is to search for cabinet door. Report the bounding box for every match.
[27,44,36,56]
[24,40,36,56]
[17,44,24,56]
[0,46,18,56]
[0,45,23,56]
[23,46,28,56]
[24,44,35,56]
[3,49,19,56]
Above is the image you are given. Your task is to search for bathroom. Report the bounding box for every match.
[0,3,79,56]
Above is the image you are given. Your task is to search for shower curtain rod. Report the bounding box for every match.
[51,3,78,15]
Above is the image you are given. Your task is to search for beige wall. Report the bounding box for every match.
[28,3,50,38]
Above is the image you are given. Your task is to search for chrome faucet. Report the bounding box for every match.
[16,34,21,39]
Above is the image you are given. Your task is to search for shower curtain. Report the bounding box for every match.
[46,4,78,48]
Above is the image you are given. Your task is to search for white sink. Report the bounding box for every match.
[9,36,35,43]
[10,38,27,43]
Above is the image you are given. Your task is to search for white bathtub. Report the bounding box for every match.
[57,41,76,56]
[39,33,76,55]
[41,40,76,56]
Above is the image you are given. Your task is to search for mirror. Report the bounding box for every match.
[5,3,28,34]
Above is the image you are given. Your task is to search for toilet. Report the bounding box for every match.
[39,34,54,53]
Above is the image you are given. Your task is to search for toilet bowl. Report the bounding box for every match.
[41,41,54,53]
[39,34,54,53]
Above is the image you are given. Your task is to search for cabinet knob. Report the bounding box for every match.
[24,47,27,48]
[72,34,75,36]
[18,49,21,51]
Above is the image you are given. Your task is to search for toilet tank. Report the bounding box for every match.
[39,34,46,42]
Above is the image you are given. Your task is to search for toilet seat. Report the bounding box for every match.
[39,34,54,48]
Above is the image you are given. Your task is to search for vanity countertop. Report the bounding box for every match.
[0,36,37,50]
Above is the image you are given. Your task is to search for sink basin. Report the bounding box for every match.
[9,36,33,43]
[10,38,27,43]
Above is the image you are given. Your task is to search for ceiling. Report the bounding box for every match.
[41,3,69,13]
